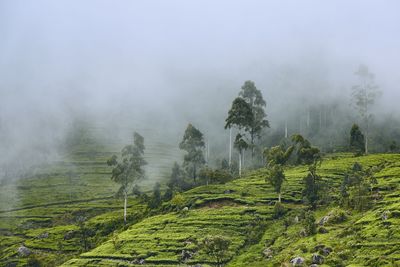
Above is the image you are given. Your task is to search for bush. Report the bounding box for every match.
[273,202,286,219]
[303,211,317,236]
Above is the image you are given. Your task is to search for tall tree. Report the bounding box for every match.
[266,164,285,202]
[234,133,248,176]
[179,124,205,183]
[239,80,270,157]
[107,132,147,224]
[351,64,381,154]
[350,124,365,155]
[302,163,323,209]
[225,97,253,168]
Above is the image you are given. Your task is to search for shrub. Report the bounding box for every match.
[273,202,286,219]
[303,211,317,236]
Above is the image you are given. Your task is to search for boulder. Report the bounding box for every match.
[181,249,194,261]
[321,247,332,256]
[309,264,319,267]
[17,245,31,257]
[318,227,328,234]
[318,216,330,226]
[37,232,49,239]
[263,248,273,258]
[311,254,324,264]
[290,256,305,266]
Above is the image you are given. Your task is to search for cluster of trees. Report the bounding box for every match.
[106,67,385,225]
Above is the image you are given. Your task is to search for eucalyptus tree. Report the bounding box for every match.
[239,80,270,157]
[179,123,205,183]
[107,132,147,224]
[351,65,381,154]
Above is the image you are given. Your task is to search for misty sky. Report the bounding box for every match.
[1,1,400,167]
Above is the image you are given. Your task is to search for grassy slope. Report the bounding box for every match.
[62,153,400,267]
[0,127,182,266]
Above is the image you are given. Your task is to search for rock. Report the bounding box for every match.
[224,189,233,194]
[321,247,332,256]
[318,227,328,234]
[290,256,305,266]
[313,244,325,253]
[311,253,324,264]
[299,229,307,237]
[181,250,194,261]
[37,232,49,239]
[318,215,330,226]
[309,264,319,267]
[263,248,273,258]
[182,207,189,212]
[17,245,31,257]
[381,211,390,221]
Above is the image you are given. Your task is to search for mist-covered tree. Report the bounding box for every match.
[350,124,365,155]
[239,80,270,157]
[234,133,248,176]
[302,163,324,209]
[291,134,321,165]
[149,182,162,209]
[351,64,381,154]
[263,145,294,166]
[266,164,285,202]
[179,124,205,183]
[167,162,187,191]
[107,132,147,224]
[225,97,254,131]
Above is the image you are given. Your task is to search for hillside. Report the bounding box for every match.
[1,127,400,267]
[55,154,400,266]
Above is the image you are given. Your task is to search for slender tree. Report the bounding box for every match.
[179,124,205,183]
[239,80,270,157]
[107,132,147,224]
[234,133,248,176]
[351,64,381,154]
[266,164,285,202]
[302,163,323,209]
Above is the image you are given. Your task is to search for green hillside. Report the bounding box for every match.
[56,153,399,267]
[1,126,400,267]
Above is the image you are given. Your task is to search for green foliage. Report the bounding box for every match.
[167,162,190,191]
[340,162,376,211]
[148,182,162,209]
[225,97,254,132]
[264,145,294,166]
[239,80,270,146]
[350,124,365,155]
[272,202,286,219]
[202,235,232,265]
[107,132,147,197]
[199,167,233,185]
[302,163,324,209]
[303,210,316,236]
[291,134,321,165]
[170,193,186,211]
[265,164,285,202]
[179,124,205,182]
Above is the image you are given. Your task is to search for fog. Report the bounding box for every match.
[1,1,400,181]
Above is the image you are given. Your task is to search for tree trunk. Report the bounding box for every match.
[124,191,127,224]
[278,193,281,203]
[239,152,242,177]
[365,119,369,155]
[229,128,232,166]
[285,120,288,138]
